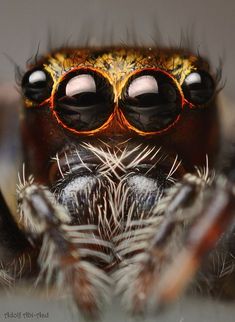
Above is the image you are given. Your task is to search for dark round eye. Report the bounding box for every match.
[21,68,53,103]
[182,71,215,105]
[120,70,183,133]
[53,69,114,132]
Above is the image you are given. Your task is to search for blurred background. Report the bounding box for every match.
[0,0,235,101]
[0,0,235,321]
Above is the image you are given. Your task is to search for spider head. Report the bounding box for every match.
[20,47,219,177]
[19,47,220,230]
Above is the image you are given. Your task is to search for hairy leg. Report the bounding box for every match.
[17,177,112,317]
[114,170,235,313]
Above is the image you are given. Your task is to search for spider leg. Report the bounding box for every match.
[153,176,235,308]
[113,172,215,313]
[0,189,32,286]
[17,180,112,318]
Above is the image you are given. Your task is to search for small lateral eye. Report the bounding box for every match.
[21,68,53,103]
[120,69,183,133]
[53,69,114,133]
[182,71,215,106]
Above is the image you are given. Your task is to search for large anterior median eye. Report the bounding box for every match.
[53,69,114,133]
[120,70,183,133]
[21,68,53,103]
[182,71,215,105]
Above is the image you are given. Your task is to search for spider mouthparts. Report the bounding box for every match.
[46,142,185,274]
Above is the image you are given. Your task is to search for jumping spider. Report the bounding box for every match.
[0,46,235,318]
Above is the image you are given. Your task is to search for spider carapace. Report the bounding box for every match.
[1,47,235,318]
[21,47,219,183]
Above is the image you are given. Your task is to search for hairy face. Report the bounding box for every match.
[20,46,219,269]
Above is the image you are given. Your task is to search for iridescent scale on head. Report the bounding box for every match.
[42,47,206,90]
